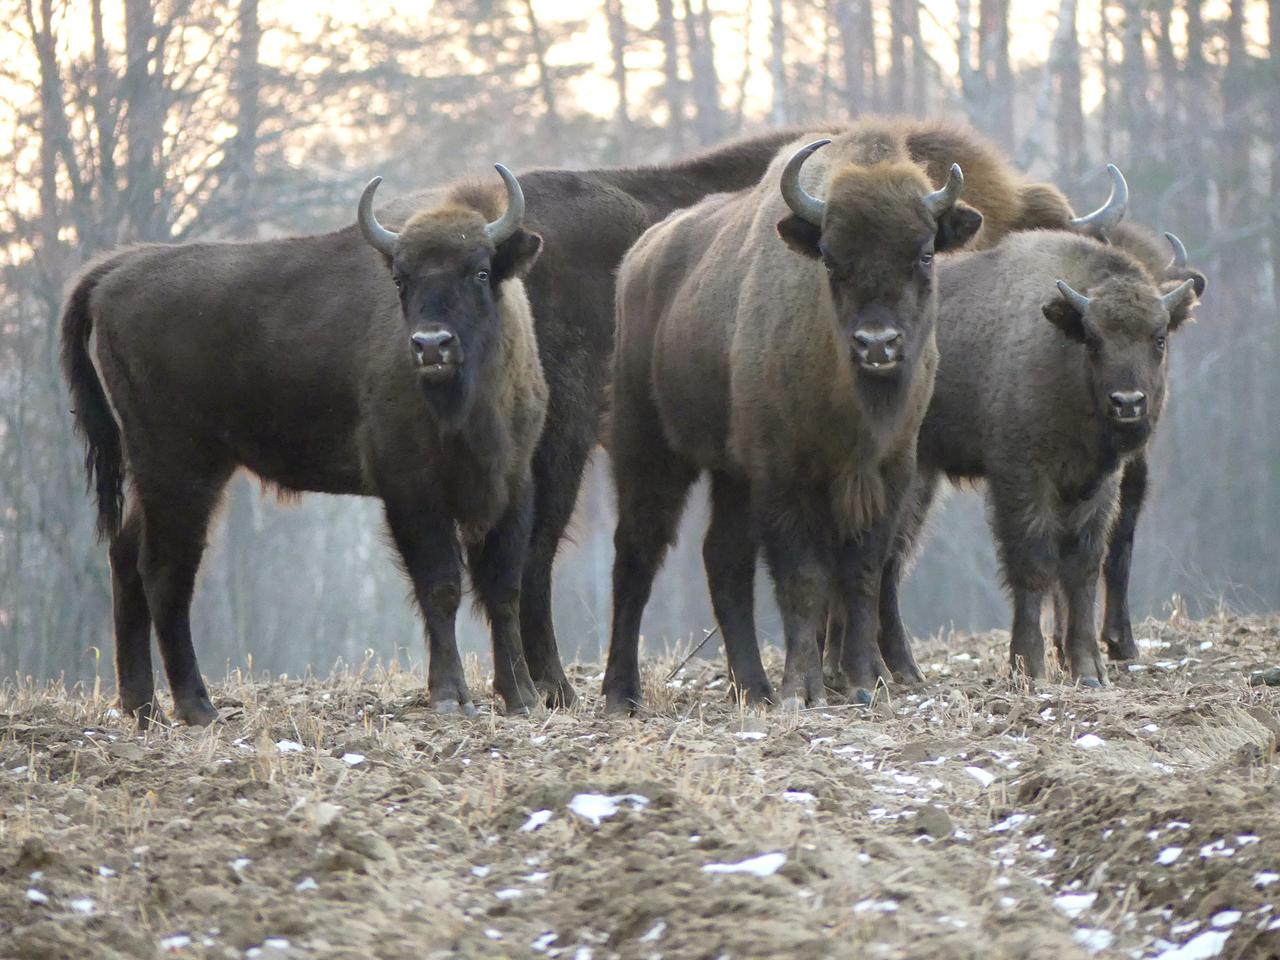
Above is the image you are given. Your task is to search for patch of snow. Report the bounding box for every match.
[1151,930,1231,960]
[1210,911,1241,928]
[1073,928,1114,953]
[229,858,251,873]
[341,753,365,766]
[26,889,48,905]
[484,929,503,940]
[1074,734,1105,750]
[524,872,549,883]
[295,877,318,892]
[520,810,553,832]
[70,898,95,914]
[964,767,995,788]
[639,920,667,943]
[1157,847,1184,865]
[702,852,786,877]
[495,888,523,901]
[990,813,1030,833]
[1143,723,1159,733]
[853,899,900,914]
[471,865,491,878]
[781,791,816,804]
[567,793,649,826]
[98,865,116,878]
[274,739,304,753]
[531,932,558,952]
[735,731,766,741]
[160,934,192,951]
[1235,835,1260,846]
[1053,892,1097,919]
[1252,871,1279,888]
[1199,840,1235,859]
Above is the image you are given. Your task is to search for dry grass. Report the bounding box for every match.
[1,612,1278,959]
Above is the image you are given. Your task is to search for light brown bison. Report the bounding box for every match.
[602,126,987,713]
[62,166,548,723]
[876,229,1199,684]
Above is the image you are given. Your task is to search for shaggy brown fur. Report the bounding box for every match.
[884,230,1198,684]
[62,178,547,724]
[603,127,985,714]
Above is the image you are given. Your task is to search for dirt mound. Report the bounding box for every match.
[1,613,1277,958]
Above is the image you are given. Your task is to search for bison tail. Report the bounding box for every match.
[59,258,125,540]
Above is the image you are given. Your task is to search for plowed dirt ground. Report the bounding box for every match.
[2,613,1278,959]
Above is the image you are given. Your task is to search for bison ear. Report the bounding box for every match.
[1176,268,1208,301]
[491,229,543,282]
[1162,280,1200,331]
[1042,296,1088,343]
[776,215,823,259]
[935,202,983,252]
[1014,182,1075,231]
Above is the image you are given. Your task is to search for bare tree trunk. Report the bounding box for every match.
[888,0,907,112]
[657,0,686,148]
[604,0,632,160]
[522,0,563,142]
[123,0,166,241]
[1181,0,1210,232]
[906,0,927,114]
[1119,0,1151,161]
[1270,0,1280,308]
[835,0,867,115]
[1054,0,1084,185]
[733,0,754,131]
[957,0,976,114]
[683,0,723,144]
[1149,0,1180,157]
[91,0,118,249]
[230,0,260,240]
[770,0,788,124]
[1099,0,1114,159]
[979,0,1013,147]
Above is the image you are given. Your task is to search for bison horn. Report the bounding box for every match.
[1055,279,1092,314]
[780,139,831,226]
[483,163,526,246]
[1068,163,1129,236]
[1161,277,1196,312]
[922,163,965,217]
[1164,232,1189,272]
[358,177,399,257]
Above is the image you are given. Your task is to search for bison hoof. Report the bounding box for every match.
[603,680,643,716]
[730,679,776,708]
[174,696,219,727]
[535,677,578,710]
[779,695,805,714]
[430,694,478,717]
[497,682,542,717]
[1104,627,1139,662]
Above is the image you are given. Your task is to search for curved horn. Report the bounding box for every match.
[922,163,965,217]
[1055,279,1092,314]
[483,163,526,245]
[1068,163,1129,236]
[358,177,399,257]
[1160,277,1196,313]
[780,139,831,226]
[1164,231,1188,273]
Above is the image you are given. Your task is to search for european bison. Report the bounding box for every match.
[62,166,549,723]
[1080,226,1208,662]
[876,228,1198,685]
[603,127,986,713]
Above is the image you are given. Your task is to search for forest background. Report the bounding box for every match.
[1,0,1275,681]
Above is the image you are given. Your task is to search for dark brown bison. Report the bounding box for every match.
[603,127,987,713]
[62,166,549,723]
[874,229,1199,685]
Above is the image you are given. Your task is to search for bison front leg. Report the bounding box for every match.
[467,481,541,715]
[759,499,833,711]
[1101,456,1146,661]
[832,525,894,705]
[704,471,774,707]
[384,498,475,716]
[989,478,1055,682]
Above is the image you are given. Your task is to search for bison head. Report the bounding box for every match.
[358,165,542,429]
[775,140,983,385]
[1043,274,1198,448]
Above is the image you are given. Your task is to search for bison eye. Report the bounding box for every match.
[393,277,404,292]
[918,251,934,266]
[1154,334,1167,352]
[475,269,490,283]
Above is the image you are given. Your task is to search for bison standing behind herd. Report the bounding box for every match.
[59,116,1205,726]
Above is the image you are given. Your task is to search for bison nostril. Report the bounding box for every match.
[853,329,903,366]
[1108,390,1147,418]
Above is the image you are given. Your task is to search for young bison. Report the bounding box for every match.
[61,166,548,722]
[886,230,1198,684]
[603,129,984,713]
